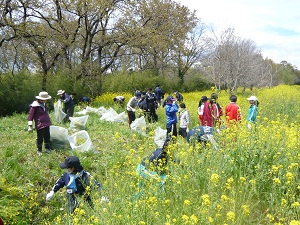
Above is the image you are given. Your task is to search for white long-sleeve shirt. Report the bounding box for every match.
[179,109,190,128]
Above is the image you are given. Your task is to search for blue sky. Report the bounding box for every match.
[179,0,300,68]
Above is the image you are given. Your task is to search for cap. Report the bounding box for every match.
[247,96,257,101]
[166,95,175,102]
[59,156,83,171]
[201,96,208,101]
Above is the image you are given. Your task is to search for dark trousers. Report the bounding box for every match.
[36,126,50,151]
[147,107,158,123]
[127,110,136,126]
[167,123,177,138]
[178,127,187,138]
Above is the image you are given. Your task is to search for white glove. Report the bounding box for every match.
[28,125,33,132]
[46,191,54,201]
[186,128,189,133]
[247,123,252,129]
[132,108,135,112]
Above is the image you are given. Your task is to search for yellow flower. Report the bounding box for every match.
[184,200,191,206]
[273,178,281,184]
[210,173,220,184]
[242,205,250,216]
[201,194,211,206]
[226,211,235,222]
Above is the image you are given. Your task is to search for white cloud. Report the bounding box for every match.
[179,0,300,68]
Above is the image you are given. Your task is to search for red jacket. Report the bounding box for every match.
[225,102,241,124]
[201,101,213,127]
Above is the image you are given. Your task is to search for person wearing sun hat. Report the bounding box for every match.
[57,89,75,122]
[247,95,259,129]
[28,91,52,155]
[45,156,106,214]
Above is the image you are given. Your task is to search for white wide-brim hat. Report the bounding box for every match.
[57,90,65,95]
[36,92,52,100]
[247,96,258,101]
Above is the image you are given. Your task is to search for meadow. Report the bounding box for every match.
[1,85,300,225]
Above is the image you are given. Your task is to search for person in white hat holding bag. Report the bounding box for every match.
[247,96,259,129]
[28,91,52,155]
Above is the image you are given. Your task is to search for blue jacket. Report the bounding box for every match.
[52,170,101,195]
[247,105,258,123]
[165,103,178,128]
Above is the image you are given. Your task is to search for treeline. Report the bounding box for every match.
[0,0,299,116]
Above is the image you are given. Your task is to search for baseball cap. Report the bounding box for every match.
[166,95,175,102]
[247,96,258,101]
[59,156,83,171]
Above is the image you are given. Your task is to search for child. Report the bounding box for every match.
[45,156,103,214]
[28,91,52,155]
[198,96,207,125]
[225,95,241,126]
[186,126,218,150]
[247,96,259,129]
[178,103,190,138]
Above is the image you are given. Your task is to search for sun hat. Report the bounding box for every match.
[166,95,175,102]
[59,156,83,171]
[247,96,258,101]
[57,90,65,95]
[36,92,52,100]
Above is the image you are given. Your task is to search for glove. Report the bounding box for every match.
[46,191,54,201]
[186,128,189,133]
[132,108,135,112]
[247,123,252,129]
[28,125,33,132]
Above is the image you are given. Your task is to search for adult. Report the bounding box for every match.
[28,91,52,155]
[126,92,141,126]
[113,96,125,106]
[154,84,163,107]
[145,88,158,123]
[165,95,179,138]
[247,96,259,129]
[174,91,183,103]
[225,95,241,126]
[57,90,75,122]
[178,103,190,138]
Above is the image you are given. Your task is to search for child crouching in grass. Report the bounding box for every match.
[46,156,107,214]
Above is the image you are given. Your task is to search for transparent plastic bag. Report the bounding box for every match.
[130,116,146,135]
[154,126,167,147]
[68,130,94,152]
[50,125,69,148]
[69,115,89,131]
[54,100,66,123]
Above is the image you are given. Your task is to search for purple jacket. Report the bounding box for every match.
[28,101,51,130]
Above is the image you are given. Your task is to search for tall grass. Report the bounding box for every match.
[1,85,300,224]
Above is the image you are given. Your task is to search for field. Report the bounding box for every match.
[1,85,300,225]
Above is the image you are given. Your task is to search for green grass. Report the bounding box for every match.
[1,85,300,224]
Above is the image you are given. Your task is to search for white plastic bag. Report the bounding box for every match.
[68,130,94,152]
[50,125,69,148]
[69,115,89,131]
[154,126,167,147]
[130,116,146,135]
[54,100,66,123]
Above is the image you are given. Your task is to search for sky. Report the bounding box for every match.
[179,0,300,68]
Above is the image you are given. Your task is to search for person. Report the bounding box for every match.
[247,96,259,129]
[174,91,183,103]
[178,103,190,138]
[45,156,103,214]
[136,138,171,195]
[225,95,242,126]
[210,93,223,127]
[81,96,91,105]
[165,95,179,138]
[28,91,52,155]
[57,90,75,122]
[201,97,214,127]
[113,96,125,106]
[154,84,163,107]
[145,87,158,123]
[186,126,218,150]
[126,92,141,126]
[198,96,208,124]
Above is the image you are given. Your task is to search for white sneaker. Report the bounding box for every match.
[37,151,42,156]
